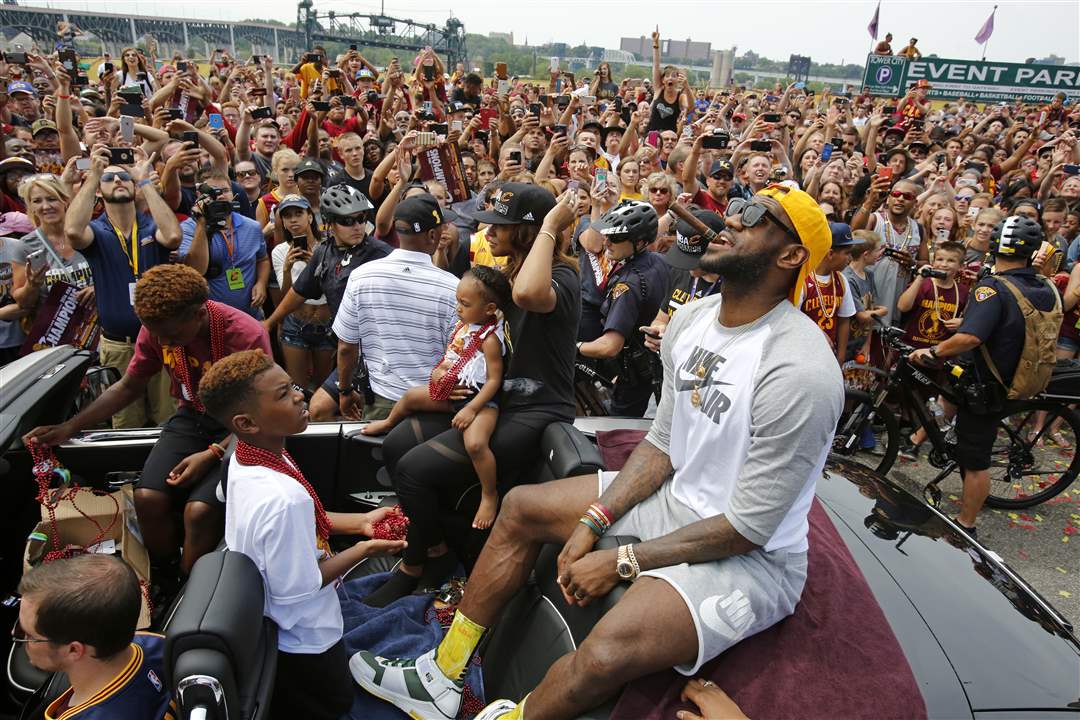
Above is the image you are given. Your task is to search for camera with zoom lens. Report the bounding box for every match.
[918,267,948,279]
[197,184,233,230]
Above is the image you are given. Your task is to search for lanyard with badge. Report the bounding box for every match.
[220,221,245,291]
[111,217,139,305]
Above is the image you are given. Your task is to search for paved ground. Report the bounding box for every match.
[881,454,1079,626]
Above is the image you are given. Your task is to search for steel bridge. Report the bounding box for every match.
[0,2,466,67]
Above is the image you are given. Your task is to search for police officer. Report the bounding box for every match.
[641,208,725,353]
[577,200,669,416]
[263,184,393,419]
[909,216,1060,539]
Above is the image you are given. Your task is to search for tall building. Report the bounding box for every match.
[620,36,712,62]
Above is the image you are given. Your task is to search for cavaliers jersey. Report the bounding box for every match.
[45,633,175,720]
[800,271,847,344]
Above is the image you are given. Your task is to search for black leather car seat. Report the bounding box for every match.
[165,550,277,720]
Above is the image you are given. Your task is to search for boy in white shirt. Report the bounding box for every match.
[198,349,405,719]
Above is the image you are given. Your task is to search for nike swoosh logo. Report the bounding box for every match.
[675,372,732,392]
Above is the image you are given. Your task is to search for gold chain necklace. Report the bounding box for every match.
[689,307,768,408]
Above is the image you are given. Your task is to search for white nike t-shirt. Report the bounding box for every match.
[225,459,343,653]
[646,296,844,553]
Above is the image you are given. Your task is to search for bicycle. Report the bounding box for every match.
[832,327,1080,509]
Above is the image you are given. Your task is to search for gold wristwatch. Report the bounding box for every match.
[616,544,640,581]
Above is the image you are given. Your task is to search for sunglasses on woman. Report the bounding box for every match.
[649,187,670,194]
[725,198,800,244]
[236,169,260,178]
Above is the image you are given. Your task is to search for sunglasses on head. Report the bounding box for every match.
[890,190,916,200]
[332,215,365,227]
[101,171,132,183]
[725,198,800,244]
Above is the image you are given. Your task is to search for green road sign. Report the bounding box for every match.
[862,54,1080,103]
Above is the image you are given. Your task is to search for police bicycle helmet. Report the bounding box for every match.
[993,215,1043,259]
[592,200,659,249]
[321,184,374,221]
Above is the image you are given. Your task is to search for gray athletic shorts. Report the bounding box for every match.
[598,470,808,675]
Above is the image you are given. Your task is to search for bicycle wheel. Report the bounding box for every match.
[832,388,900,475]
[985,400,1080,508]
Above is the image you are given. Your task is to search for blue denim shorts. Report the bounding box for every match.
[1058,336,1080,354]
[281,315,335,352]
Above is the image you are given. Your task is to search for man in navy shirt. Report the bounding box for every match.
[179,170,270,318]
[17,555,174,720]
[64,144,182,428]
[910,216,1060,539]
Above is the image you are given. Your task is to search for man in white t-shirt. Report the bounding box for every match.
[333,193,459,421]
[352,186,844,720]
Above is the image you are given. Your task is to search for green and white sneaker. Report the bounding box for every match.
[474,699,519,719]
[349,647,463,720]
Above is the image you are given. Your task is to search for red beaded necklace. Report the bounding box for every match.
[428,320,496,401]
[171,301,227,414]
[233,441,332,542]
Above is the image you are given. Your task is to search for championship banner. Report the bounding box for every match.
[418,142,471,203]
[863,54,1080,103]
[20,282,100,356]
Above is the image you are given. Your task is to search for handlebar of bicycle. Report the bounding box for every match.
[878,327,967,379]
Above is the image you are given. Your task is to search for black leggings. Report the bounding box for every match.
[383,408,567,565]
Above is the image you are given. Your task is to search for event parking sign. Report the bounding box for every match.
[863,54,1080,103]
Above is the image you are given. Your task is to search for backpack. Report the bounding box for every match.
[979,275,1062,400]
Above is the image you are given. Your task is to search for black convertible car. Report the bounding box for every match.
[1,346,1078,719]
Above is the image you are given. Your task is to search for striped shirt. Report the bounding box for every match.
[332,248,459,400]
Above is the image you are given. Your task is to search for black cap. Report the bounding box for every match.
[294,158,325,179]
[708,160,733,178]
[394,193,446,233]
[473,183,556,226]
[667,209,725,270]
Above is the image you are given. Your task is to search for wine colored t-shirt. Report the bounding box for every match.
[126,301,272,408]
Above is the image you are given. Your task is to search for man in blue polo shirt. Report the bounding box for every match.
[178,169,270,318]
[64,144,182,428]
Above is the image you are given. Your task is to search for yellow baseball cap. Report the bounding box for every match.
[757,184,832,305]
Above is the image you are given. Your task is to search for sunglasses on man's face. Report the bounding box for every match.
[333,216,366,227]
[890,190,916,200]
[101,171,133,183]
[725,198,800,244]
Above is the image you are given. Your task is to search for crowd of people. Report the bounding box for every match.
[3,25,1079,720]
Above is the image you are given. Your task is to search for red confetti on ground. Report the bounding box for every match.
[371,505,410,541]
[1018,549,1030,560]
[1064,525,1078,536]
[1019,514,1035,522]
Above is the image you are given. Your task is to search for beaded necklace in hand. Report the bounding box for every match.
[171,301,227,414]
[428,320,497,401]
[234,441,332,542]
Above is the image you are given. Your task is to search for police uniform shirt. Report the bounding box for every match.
[44,633,175,720]
[958,267,1057,385]
[291,235,392,317]
[600,251,669,340]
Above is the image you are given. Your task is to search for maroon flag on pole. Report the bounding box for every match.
[975,6,997,45]
[867,1,881,40]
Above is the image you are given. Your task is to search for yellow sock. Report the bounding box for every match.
[435,611,486,681]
